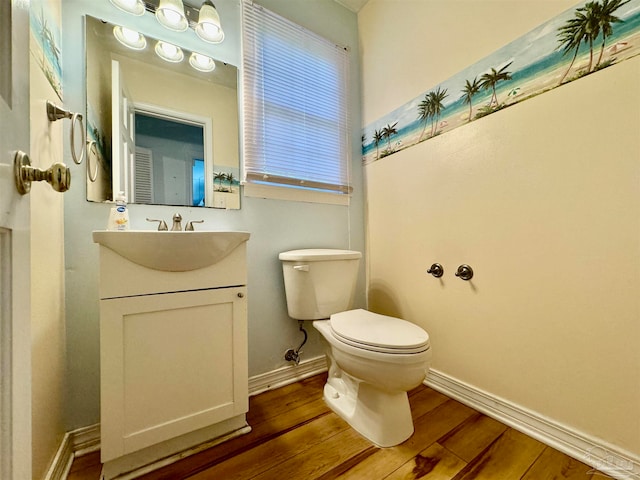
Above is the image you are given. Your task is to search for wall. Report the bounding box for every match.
[61,0,363,430]
[360,0,639,461]
[29,0,67,477]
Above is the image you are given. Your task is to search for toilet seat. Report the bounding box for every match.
[330,309,430,354]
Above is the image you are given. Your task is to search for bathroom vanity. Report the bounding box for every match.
[93,230,250,479]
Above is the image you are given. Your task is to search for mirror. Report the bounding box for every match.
[85,15,240,209]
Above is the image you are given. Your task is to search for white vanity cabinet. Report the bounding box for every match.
[93,231,250,478]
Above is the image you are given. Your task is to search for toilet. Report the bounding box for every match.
[279,249,431,447]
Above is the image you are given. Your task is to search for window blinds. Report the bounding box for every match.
[242,0,351,194]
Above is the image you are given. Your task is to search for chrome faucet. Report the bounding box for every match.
[171,213,183,231]
[148,214,203,231]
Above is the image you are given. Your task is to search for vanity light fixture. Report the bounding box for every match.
[155,0,189,32]
[109,0,145,16]
[155,40,184,63]
[189,52,216,72]
[113,25,147,50]
[195,1,225,44]
[108,0,226,45]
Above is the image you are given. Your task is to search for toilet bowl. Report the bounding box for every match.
[314,309,431,447]
[279,249,432,447]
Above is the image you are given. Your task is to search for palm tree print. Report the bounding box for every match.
[428,87,448,137]
[582,1,602,73]
[382,122,398,153]
[595,0,630,68]
[214,171,226,190]
[373,129,384,160]
[361,0,637,163]
[556,11,588,84]
[417,95,433,142]
[461,77,481,122]
[557,0,630,83]
[479,62,513,108]
[416,88,448,141]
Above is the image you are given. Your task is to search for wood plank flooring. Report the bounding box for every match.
[67,373,612,480]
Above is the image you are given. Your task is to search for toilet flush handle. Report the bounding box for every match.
[293,264,309,272]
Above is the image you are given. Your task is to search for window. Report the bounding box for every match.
[242,0,351,202]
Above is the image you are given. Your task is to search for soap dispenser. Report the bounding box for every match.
[107,191,130,231]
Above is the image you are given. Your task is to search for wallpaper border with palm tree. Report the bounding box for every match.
[29,0,63,100]
[362,0,640,164]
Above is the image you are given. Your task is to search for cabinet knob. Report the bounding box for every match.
[237,292,245,298]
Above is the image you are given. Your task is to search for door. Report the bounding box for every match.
[0,1,32,479]
[112,59,135,201]
[162,156,189,205]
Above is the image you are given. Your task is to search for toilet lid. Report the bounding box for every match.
[330,309,430,354]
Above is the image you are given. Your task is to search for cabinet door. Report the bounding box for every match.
[100,287,248,461]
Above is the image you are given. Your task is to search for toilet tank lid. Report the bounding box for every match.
[279,249,362,261]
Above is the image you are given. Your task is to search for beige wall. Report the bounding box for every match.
[29,1,67,477]
[360,0,640,458]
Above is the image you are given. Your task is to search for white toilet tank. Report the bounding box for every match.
[279,249,362,320]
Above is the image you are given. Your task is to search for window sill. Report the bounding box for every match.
[243,183,350,206]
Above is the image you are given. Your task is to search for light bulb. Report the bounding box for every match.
[195,1,225,43]
[161,9,182,25]
[155,41,184,63]
[189,52,216,72]
[156,0,188,32]
[113,26,147,50]
[109,0,145,16]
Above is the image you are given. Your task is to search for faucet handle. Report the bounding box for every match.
[146,218,168,231]
[171,213,183,231]
[185,220,204,231]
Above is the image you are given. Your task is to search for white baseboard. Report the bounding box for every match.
[47,360,327,479]
[248,355,328,396]
[426,369,640,480]
[44,423,100,480]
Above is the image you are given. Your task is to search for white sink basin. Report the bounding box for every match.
[92,230,250,272]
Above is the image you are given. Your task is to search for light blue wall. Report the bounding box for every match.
[61,0,363,430]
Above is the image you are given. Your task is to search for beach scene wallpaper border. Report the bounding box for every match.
[362,0,640,164]
[29,0,63,101]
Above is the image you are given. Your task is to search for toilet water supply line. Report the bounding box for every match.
[285,321,308,365]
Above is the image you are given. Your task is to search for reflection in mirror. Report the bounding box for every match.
[135,105,208,206]
[85,15,240,209]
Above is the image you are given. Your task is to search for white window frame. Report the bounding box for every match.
[241,0,351,205]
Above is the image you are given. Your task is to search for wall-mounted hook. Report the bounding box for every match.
[455,264,474,281]
[14,150,70,195]
[427,263,444,278]
[46,100,86,165]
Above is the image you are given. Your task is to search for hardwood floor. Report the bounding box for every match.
[67,373,611,479]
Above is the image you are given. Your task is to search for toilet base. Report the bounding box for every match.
[323,375,414,448]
